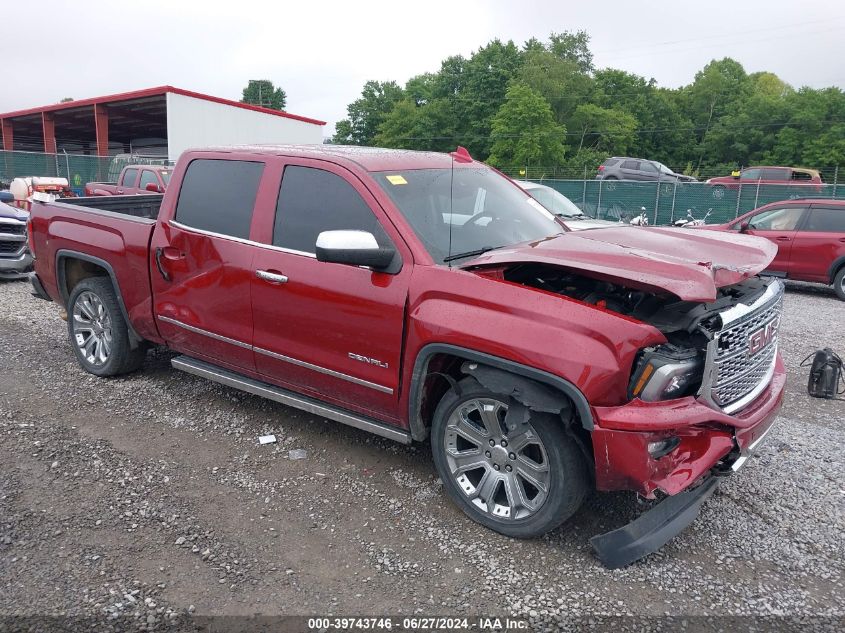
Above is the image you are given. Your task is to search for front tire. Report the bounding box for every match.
[431,377,588,538]
[67,277,145,376]
[834,267,845,301]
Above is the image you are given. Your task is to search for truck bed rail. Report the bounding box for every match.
[57,195,163,220]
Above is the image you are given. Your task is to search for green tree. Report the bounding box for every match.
[569,104,637,154]
[548,30,593,73]
[375,99,456,152]
[517,49,594,123]
[336,32,845,171]
[452,39,523,156]
[241,80,287,110]
[332,80,405,145]
[487,84,566,169]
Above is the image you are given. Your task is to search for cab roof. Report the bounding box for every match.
[189,144,477,172]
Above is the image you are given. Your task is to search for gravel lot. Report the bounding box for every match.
[0,277,843,631]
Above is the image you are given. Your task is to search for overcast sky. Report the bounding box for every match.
[3,0,843,136]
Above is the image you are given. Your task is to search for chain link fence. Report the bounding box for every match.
[501,165,843,226]
[0,150,172,195]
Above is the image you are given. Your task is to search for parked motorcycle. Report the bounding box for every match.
[629,207,649,226]
[673,208,712,227]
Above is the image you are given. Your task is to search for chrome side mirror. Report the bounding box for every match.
[315,230,396,271]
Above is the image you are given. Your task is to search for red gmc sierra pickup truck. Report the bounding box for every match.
[85,164,171,196]
[27,145,786,567]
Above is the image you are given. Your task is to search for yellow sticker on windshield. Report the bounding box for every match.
[386,175,408,185]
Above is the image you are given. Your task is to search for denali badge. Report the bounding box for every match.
[348,352,388,369]
[748,318,779,357]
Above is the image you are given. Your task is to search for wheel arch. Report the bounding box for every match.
[827,255,845,284]
[56,250,143,348]
[409,343,594,442]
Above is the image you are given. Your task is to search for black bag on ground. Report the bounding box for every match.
[801,348,844,399]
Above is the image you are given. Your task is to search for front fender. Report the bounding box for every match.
[403,266,665,413]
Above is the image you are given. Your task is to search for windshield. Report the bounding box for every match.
[160,171,171,185]
[374,167,563,264]
[526,186,585,218]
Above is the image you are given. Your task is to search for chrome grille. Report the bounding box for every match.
[0,223,25,236]
[702,280,784,413]
[0,240,24,255]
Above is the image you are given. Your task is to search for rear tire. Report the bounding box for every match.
[834,267,845,301]
[67,277,145,376]
[431,377,588,538]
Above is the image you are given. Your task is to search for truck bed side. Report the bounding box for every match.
[29,198,162,343]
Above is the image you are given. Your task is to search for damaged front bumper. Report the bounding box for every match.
[587,353,785,567]
[0,249,33,279]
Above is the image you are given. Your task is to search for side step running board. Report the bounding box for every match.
[171,355,412,445]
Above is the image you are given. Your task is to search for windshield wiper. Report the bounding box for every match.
[443,246,498,263]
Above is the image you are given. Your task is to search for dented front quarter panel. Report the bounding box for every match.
[401,264,666,410]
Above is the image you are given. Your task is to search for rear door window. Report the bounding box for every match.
[621,160,639,170]
[273,165,389,254]
[801,207,845,233]
[173,159,264,239]
[121,168,139,187]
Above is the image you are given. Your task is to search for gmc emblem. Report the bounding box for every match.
[748,318,779,356]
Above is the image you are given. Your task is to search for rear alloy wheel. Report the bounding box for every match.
[72,290,113,367]
[67,277,146,376]
[431,377,588,538]
[834,267,845,301]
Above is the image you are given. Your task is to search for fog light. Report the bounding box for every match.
[647,436,681,459]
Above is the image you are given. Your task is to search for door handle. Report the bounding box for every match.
[775,236,791,242]
[154,247,171,281]
[256,270,288,284]
[117,189,123,194]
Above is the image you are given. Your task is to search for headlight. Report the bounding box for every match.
[629,344,703,401]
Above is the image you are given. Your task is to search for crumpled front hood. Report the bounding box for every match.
[466,226,777,302]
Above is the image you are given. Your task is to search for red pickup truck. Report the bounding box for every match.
[28,145,786,567]
[85,164,171,196]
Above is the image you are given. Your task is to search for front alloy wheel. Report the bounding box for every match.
[431,377,588,538]
[444,398,550,520]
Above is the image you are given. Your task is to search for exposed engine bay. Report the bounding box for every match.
[500,263,776,402]
[501,262,770,334]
